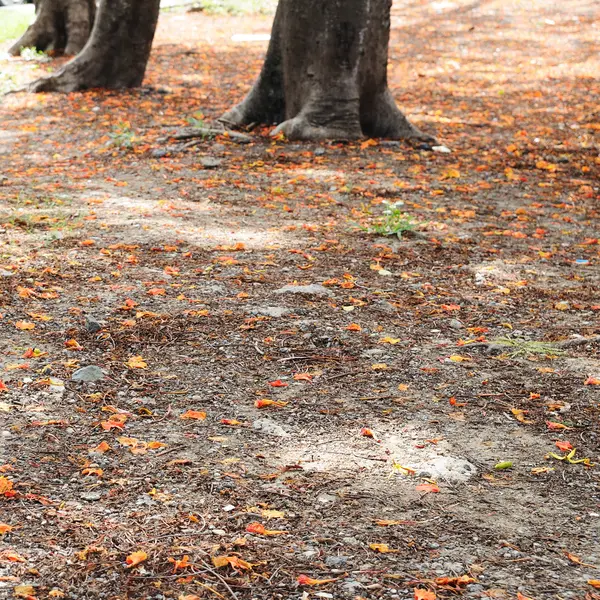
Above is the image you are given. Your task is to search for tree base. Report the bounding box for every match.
[220,0,435,143]
[8,0,95,57]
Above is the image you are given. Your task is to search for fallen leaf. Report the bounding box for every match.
[13,585,35,598]
[255,399,288,408]
[297,574,336,586]
[212,555,254,571]
[369,543,398,553]
[415,483,440,493]
[555,440,573,452]
[0,523,13,534]
[180,410,207,420]
[584,377,600,386]
[511,408,533,424]
[127,355,147,369]
[15,321,35,330]
[245,522,287,536]
[414,589,436,600]
[268,379,288,387]
[125,550,147,568]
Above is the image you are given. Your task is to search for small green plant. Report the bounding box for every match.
[187,112,206,128]
[110,122,137,149]
[20,47,51,63]
[489,338,564,358]
[362,201,417,238]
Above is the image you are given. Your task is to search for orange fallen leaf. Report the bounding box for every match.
[0,477,14,495]
[434,575,476,586]
[268,379,288,387]
[48,590,66,598]
[293,373,313,382]
[0,381,8,393]
[221,419,242,426]
[360,427,376,438]
[375,520,412,526]
[546,421,571,430]
[0,523,13,534]
[414,589,436,600]
[555,440,573,452]
[15,321,35,330]
[564,552,596,568]
[81,468,103,477]
[64,339,83,350]
[125,550,147,568]
[169,555,191,572]
[212,555,254,571]
[588,580,600,588]
[254,399,288,409]
[415,483,440,493]
[584,377,600,385]
[147,288,166,296]
[127,355,147,369]
[246,522,287,536]
[346,323,362,331]
[94,441,111,453]
[1,549,25,562]
[370,543,398,553]
[297,574,336,586]
[180,410,207,420]
[516,593,534,600]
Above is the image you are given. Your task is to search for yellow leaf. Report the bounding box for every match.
[511,408,533,424]
[126,355,147,369]
[448,355,470,362]
[380,337,401,345]
[371,363,388,370]
[554,301,569,311]
[14,585,36,598]
[15,321,35,330]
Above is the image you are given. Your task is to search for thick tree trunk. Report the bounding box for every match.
[27,0,160,93]
[8,0,95,57]
[221,0,432,142]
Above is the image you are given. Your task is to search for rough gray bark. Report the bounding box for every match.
[27,0,160,93]
[8,0,95,57]
[221,0,432,142]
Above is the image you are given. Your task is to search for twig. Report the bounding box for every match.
[197,559,240,600]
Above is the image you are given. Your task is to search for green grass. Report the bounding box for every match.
[489,338,565,358]
[361,201,417,239]
[174,0,277,14]
[0,6,34,45]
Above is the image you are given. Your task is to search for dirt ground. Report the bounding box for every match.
[0,1,599,599]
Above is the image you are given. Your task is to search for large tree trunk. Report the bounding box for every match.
[27,0,160,93]
[220,0,432,142]
[8,0,96,57]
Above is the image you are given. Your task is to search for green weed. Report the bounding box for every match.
[362,201,417,239]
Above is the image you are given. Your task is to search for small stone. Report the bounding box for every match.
[274,284,332,297]
[449,318,464,330]
[249,306,291,318]
[212,529,226,536]
[325,556,348,567]
[200,156,222,169]
[80,491,102,502]
[252,418,290,437]
[361,348,385,358]
[317,493,337,504]
[72,366,104,383]
[85,316,103,333]
[433,145,452,153]
[151,148,168,158]
[314,147,326,155]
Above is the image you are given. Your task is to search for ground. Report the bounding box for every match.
[0,1,599,599]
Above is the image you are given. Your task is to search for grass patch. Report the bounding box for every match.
[490,338,565,358]
[178,0,277,14]
[0,6,34,45]
[361,201,417,239]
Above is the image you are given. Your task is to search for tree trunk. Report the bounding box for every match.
[8,0,95,57]
[27,0,160,93]
[220,0,432,142]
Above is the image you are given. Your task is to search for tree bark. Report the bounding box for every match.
[27,0,160,93]
[8,0,96,57]
[221,0,432,142]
